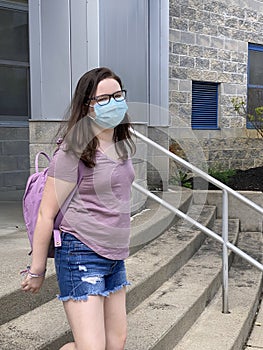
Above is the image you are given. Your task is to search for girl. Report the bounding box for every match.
[21,67,136,350]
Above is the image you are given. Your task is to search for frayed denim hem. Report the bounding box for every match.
[57,281,131,302]
[104,280,131,297]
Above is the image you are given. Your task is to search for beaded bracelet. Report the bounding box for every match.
[20,266,46,278]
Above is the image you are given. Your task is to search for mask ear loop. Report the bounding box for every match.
[84,101,96,120]
[88,115,96,121]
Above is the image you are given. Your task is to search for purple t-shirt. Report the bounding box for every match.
[48,147,135,260]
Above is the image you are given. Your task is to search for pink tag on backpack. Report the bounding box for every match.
[53,229,62,247]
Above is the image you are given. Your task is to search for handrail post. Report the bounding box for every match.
[222,189,229,313]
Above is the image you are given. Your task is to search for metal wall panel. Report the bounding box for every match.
[99,0,169,126]
[28,0,41,118]
[99,0,149,123]
[87,0,100,70]
[40,0,71,119]
[149,0,169,126]
[70,0,88,92]
[29,0,71,119]
[28,0,168,123]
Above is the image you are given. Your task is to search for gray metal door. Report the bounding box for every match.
[99,0,169,126]
[99,0,149,122]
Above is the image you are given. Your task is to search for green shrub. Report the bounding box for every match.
[208,168,236,184]
[231,97,263,138]
[170,170,192,188]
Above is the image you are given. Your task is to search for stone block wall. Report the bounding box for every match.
[130,123,148,213]
[0,127,29,201]
[147,127,170,191]
[169,0,263,172]
[29,120,62,171]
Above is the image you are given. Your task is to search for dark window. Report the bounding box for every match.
[247,43,263,129]
[0,3,29,122]
[191,81,219,129]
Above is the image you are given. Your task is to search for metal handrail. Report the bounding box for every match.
[130,128,263,313]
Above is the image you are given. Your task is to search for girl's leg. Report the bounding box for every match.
[104,287,127,350]
[61,295,106,350]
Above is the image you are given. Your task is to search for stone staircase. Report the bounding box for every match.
[0,189,262,350]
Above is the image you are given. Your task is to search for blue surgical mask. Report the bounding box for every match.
[93,99,128,129]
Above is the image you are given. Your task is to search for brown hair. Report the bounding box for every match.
[58,67,135,167]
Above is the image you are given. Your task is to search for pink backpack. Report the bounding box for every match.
[23,151,84,258]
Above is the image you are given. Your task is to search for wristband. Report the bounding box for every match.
[20,266,46,278]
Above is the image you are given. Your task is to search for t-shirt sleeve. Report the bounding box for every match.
[48,147,79,183]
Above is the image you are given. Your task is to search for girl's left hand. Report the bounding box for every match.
[21,274,45,294]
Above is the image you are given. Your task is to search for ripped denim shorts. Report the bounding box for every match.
[55,232,130,301]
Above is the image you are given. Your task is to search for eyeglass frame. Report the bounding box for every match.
[86,89,127,107]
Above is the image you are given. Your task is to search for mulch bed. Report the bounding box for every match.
[190,166,263,192]
[227,166,263,192]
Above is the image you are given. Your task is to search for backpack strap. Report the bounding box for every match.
[35,152,51,172]
[53,160,86,247]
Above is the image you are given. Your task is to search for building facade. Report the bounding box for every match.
[169,0,263,173]
[0,0,263,200]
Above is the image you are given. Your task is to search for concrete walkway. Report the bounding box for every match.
[0,201,25,237]
[0,201,56,304]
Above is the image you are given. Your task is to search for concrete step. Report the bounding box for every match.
[174,231,263,350]
[125,219,239,350]
[0,190,192,326]
[0,202,216,349]
[130,190,192,253]
[0,229,57,326]
[245,285,263,349]
[126,204,217,313]
[0,299,67,350]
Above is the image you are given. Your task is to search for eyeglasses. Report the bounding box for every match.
[88,89,127,106]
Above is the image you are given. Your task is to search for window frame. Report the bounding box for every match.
[0,0,30,123]
[247,43,263,129]
[0,0,28,11]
